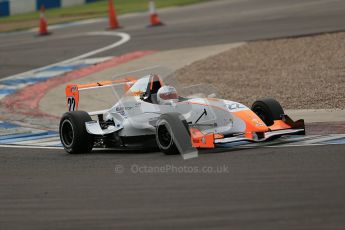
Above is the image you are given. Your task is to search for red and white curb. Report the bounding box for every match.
[0,57,114,100]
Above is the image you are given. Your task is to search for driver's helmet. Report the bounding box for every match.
[157,85,179,104]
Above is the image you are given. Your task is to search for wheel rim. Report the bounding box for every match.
[157,124,172,149]
[61,119,74,147]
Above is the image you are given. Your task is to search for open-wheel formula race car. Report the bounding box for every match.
[59,73,305,157]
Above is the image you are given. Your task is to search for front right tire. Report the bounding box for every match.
[251,98,285,126]
[59,111,94,154]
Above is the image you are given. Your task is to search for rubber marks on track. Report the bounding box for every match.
[0,121,344,150]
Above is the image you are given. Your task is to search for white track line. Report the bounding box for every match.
[1,31,131,81]
[14,136,60,145]
[20,141,61,147]
[0,144,62,150]
[265,142,345,148]
[283,134,345,146]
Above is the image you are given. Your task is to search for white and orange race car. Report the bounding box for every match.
[59,74,305,157]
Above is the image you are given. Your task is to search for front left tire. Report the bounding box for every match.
[155,113,190,155]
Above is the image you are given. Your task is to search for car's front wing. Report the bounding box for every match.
[214,128,305,145]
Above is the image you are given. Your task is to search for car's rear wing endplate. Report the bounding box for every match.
[65,77,137,112]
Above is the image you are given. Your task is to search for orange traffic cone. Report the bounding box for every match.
[38,5,50,36]
[148,0,164,27]
[108,0,120,29]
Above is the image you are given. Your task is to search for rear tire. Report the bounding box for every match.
[251,98,284,126]
[59,111,94,154]
[156,113,189,155]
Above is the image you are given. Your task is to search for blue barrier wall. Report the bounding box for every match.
[0,0,10,17]
[0,0,98,17]
[36,0,61,10]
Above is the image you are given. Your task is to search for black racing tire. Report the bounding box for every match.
[59,111,94,154]
[156,113,189,155]
[251,98,284,126]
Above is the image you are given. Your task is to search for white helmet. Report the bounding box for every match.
[157,85,178,104]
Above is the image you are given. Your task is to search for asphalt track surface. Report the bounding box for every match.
[1,0,345,229]
[0,145,345,229]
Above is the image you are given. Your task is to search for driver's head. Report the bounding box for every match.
[157,85,178,104]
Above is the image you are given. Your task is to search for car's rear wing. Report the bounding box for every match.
[65,77,137,112]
